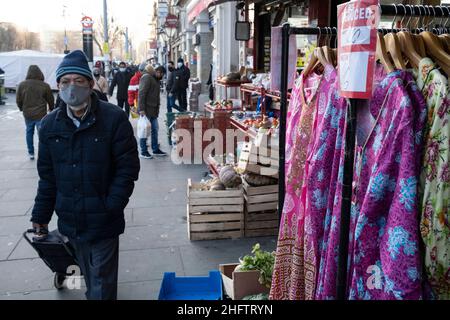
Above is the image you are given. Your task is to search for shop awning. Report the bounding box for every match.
[187,0,239,23]
[188,0,214,22]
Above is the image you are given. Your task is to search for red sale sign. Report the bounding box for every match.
[337,0,380,99]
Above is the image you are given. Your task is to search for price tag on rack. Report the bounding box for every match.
[337,0,380,99]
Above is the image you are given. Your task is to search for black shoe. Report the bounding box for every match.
[29,153,35,160]
[140,152,153,159]
[153,149,168,157]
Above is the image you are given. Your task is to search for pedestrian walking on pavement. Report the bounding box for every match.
[92,67,109,101]
[127,62,146,115]
[166,61,181,113]
[108,61,132,118]
[173,58,190,111]
[30,50,140,300]
[138,65,168,159]
[16,65,55,160]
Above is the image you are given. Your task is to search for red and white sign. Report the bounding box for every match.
[165,14,179,29]
[337,0,380,99]
[81,16,94,35]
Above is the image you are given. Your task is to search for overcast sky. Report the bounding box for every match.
[0,0,153,46]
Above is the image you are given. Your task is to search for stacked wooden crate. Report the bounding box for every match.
[187,179,244,241]
[242,178,279,237]
[238,141,279,179]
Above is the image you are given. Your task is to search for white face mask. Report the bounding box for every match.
[119,68,126,72]
[177,62,183,68]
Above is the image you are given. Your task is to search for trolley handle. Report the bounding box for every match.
[23,227,49,243]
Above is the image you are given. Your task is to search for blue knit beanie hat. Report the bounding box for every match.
[56,50,93,82]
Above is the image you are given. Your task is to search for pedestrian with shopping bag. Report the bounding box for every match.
[30,50,140,300]
[16,65,55,160]
[137,64,167,159]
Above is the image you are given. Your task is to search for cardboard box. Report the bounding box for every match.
[219,263,269,300]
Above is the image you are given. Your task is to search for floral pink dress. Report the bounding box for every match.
[270,70,322,300]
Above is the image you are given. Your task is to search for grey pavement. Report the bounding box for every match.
[0,92,276,300]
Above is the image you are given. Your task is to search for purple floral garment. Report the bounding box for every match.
[301,65,349,299]
[315,68,427,300]
[347,70,427,300]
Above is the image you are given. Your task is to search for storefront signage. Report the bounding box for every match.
[337,0,379,99]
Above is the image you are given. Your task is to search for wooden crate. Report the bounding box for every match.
[238,142,279,178]
[187,179,244,241]
[242,178,279,237]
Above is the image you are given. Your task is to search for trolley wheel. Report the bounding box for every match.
[54,273,66,290]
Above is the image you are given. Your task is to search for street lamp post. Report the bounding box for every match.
[62,5,69,54]
[103,0,111,79]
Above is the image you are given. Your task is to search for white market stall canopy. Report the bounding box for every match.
[0,50,66,90]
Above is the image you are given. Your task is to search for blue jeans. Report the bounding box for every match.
[167,94,180,113]
[25,118,41,155]
[139,116,159,154]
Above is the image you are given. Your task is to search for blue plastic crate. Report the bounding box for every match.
[158,270,223,300]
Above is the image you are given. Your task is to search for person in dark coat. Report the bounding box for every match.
[138,65,167,158]
[30,50,140,300]
[172,58,190,111]
[16,65,55,159]
[166,61,180,113]
[108,61,132,118]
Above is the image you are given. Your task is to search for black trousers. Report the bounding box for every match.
[117,99,130,118]
[70,237,119,300]
[177,89,188,111]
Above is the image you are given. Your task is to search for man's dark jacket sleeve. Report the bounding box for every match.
[106,111,140,211]
[31,121,56,224]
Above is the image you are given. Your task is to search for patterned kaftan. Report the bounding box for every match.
[315,68,427,299]
[301,65,349,299]
[346,70,427,300]
[417,58,450,300]
[270,70,322,300]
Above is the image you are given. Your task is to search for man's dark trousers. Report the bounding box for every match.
[70,237,119,300]
[117,99,130,118]
[177,89,187,111]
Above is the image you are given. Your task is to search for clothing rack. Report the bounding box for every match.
[278,3,450,300]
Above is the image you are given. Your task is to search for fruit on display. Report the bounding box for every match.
[212,99,234,110]
[240,115,279,130]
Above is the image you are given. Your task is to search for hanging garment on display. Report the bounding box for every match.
[316,66,426,299]
[270,70,323,300]
[312,63,384,299]
[345,70,427,300]
[417,58,450,300]
[301,65,349,300]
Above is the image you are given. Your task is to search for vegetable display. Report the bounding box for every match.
[235,243,275,288]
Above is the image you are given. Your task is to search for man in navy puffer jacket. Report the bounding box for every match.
[30,50,140,300]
